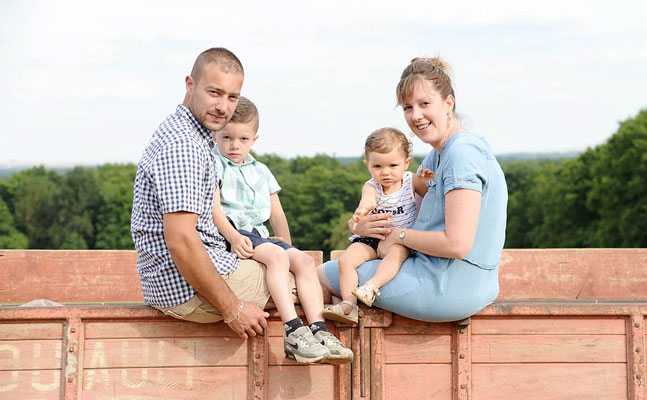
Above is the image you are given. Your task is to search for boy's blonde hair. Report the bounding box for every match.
[229,96,259,132]
[364,127,412,160]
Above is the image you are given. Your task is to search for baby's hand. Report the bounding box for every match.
[231,234,254,259]
[418,168,435,183]
[349,203,376,224]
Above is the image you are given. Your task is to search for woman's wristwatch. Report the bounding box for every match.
[398,228,406,245]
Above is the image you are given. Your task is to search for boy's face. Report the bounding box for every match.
[215,121,258,165]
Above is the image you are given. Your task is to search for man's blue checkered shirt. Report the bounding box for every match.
[131,105,240,308]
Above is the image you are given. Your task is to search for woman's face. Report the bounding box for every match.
[402,79,454,149]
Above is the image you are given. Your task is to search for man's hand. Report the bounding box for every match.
[230,234,254,259]
[226,300,270,339]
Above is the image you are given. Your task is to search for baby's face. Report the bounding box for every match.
[215,121,258,165]
[364,149,411,192]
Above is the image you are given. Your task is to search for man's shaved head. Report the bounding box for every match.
[190,47,244,83]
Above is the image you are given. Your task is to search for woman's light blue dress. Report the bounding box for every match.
[323,131,508,322]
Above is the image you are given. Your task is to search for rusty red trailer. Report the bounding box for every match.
[1,249,646,399]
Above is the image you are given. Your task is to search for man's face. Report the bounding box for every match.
[215,121,258,165]
[184,63,244,132]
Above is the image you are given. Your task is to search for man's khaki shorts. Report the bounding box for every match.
[155,259,297,323]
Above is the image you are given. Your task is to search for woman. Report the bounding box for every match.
[317,57,508,322]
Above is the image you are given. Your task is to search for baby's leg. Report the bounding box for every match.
[369,244,409,289]
[338,243,377,313]
[284,248,322,324]
[253,243,297,323]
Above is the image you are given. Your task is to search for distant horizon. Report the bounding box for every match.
[0,150,582,171]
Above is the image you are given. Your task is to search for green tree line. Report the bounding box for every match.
[1,110,645,252]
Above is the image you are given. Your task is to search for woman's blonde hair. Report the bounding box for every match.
[364,127,412,160]
[396,57,455,112]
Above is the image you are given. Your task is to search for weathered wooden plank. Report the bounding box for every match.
[0,249,323,304]
[384,334,452,364]
[0,250,141,303]
[384,317,453,335]
[472,334,627,363]
[383,364,452,400]
[628,314,646,400]
[80,366,248,399]
[0,322,63,340]
[0,340,61,370]
[472,363,627,400]
[0,370,60,399]
[83,338,247,368]
[472,317,627,335]
[85,320,236,339]
[499,248,647,300]
[454,323,471,400]
[267,365,335,399]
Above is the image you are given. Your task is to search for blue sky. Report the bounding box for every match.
[1,0,646,165]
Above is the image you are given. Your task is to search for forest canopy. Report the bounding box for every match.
[1,109,645,253]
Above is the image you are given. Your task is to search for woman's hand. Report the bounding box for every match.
[376,228,400,258]
[350,212,395,239]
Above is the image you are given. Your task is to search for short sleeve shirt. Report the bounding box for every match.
[415,130,508,269]
[214,149,281,238]
[131,105,240,308]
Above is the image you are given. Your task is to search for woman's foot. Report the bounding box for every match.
[322,300,358,324]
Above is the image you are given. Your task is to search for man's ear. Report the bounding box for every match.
[185,75,194,95]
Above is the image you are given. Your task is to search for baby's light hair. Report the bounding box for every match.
[364,127,412,160]
[229,96,259,132]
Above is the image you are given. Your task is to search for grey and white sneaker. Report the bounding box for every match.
[284,326,331,363]
[315,330,354,364]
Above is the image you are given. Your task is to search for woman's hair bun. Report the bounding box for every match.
[410,57,453,78]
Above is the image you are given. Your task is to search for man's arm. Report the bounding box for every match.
[268,193,291,245]
[163,211,268,339]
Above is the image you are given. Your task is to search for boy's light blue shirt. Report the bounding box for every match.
[214,149,281,238]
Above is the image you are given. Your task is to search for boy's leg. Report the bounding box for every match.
[284,248,322,323]
[252,243,298,323]
[368,243,409,288]
[286,247,354,364]
[337,243,377,314]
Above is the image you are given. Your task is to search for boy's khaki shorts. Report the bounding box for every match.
[155,259,298,323]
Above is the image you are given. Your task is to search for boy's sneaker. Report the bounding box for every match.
[284,326,331,363]
[314,330,354,364]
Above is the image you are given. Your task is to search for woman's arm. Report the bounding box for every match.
[377,188,481,259]
[268,192,291,245]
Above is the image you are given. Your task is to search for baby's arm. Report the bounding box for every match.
[212,187,254,259]
[268,192,291,245]
[349,183,378,225]
[413,168,435,197]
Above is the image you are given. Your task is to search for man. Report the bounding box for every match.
[131,48,268,339]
